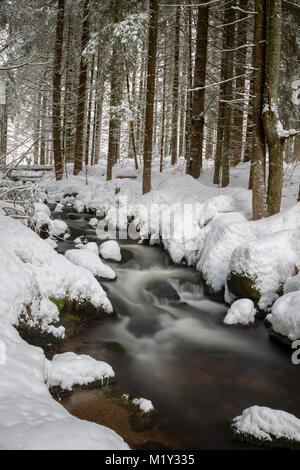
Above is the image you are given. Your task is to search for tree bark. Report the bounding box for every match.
[52,0,65,180]
[221,5,236,187]
[251,0,267,220]
[231,0,248,166]
[142,0,159,194]
[263,0,284,216]
[186,2,208,179]
[73,0,90,176]
[170,5,180,166]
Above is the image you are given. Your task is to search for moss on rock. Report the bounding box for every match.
[103,341,126,354]
[227,271,261,303]
[232,424,300,450]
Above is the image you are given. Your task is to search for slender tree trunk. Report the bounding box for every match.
[187,2,208,179]
[126,74,139,170]
[170,5,180,166]
[213,23,227,185]
[85,56,95,166]
[142,0,159,194]
[263,0,284,216]
[231,0,248,166]
[160,33,167,172]
[252,0,267,220]
[52,0,65,180]
[185,7,193,169]
[73,0,90,176]
[221,5,236,187]
[40,91,47,166]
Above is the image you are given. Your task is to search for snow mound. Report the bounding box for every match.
[224,299,256,326]
[33,202,69,238]
[270,291,300,341]
[232,406,300,446]
[0,323,129,450]
[132,398,154,414]
[0,214,113,331]
[47,352,114,390]
[65,249,116,280]
[100,240,122,262]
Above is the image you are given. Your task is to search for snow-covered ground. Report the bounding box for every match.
[0,206,129,449]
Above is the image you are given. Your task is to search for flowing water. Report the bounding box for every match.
[53,210,300,450]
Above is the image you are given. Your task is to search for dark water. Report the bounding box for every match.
[54,210,300,450]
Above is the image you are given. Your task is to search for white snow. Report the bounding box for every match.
[47,352,115,390]
[89,217,99,228]
[232,406,300,444]
[132,398,154,414]
[65,249,116,280]
[270,291,300,341]
[100,240,122,262]
[0,322,129,450]
[0,214,112,331]
[224,299,256,326]
[33,202,69,239]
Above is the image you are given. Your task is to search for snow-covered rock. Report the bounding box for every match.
[33,206,69,239]
[47,352,114,390]
[0,214,113,331]
[65,249,116,280]
[229,229,300,310]
[132,398,154,414]
[232,406,300,449]
[0,323,129,450]
[100,240,122,262]
[224,299,256,326]
[270,291,300,341]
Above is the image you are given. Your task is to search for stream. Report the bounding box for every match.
[52,209,300,450]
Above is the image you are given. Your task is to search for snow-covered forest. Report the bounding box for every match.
[0,0,300,452]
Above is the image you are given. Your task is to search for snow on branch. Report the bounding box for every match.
[188,73,248,92]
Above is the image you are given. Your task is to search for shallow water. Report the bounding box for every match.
[54,211,300,450]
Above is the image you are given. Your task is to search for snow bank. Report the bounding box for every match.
[42,164,300,310]
[0,214,112,332]
[65,249,116,280]
[269,291,300,341]
[224,299,256,326]
[0,322,129,450]
[47,352,114,390]
[232,406,300,447]
[100,240,122,262]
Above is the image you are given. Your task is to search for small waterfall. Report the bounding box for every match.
[170,280,204,301]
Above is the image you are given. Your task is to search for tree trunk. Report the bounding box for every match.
[142,0,159,194]
[52,0,65,180]
[231,0,248,166]
[84,56,95,166]
[170,5,180,166]
[185,6,193,166]
[221,5,236,187]
[263,0,284,216]
[187,2,208,179]
[252,0,267,220]
[73,0,90,176]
